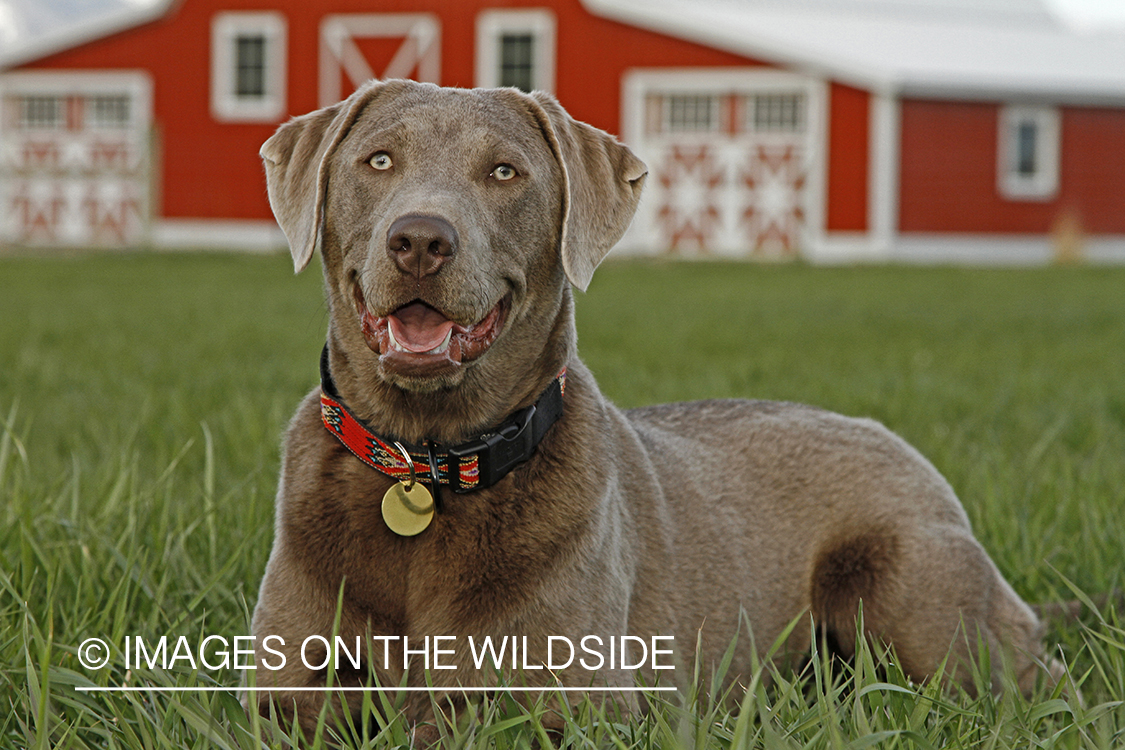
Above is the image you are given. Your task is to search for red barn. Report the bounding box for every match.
[2,0,1124,262]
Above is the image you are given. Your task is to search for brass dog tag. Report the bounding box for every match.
[382,482,434,536]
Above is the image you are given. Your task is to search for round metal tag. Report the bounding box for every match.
[381,482,435,536]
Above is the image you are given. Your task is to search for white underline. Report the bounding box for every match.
[76,686,677,693]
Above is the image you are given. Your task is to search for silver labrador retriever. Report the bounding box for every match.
[250,79,1063,734]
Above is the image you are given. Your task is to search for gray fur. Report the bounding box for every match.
[251,80,1062,737]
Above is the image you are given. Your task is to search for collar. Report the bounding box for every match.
[318,345,566,499]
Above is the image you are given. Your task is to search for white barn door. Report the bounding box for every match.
[622,70,823,259]
[0,71,152,247]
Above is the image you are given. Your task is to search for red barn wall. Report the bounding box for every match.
[826,82,869,232]
[17,0,770,224]
[1061,107,1125,233]
[899,98,1125,234]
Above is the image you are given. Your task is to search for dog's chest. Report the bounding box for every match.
[290,442,564,627]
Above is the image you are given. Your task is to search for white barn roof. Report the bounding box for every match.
[583,0,1125,104]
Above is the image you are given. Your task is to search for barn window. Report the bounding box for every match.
[87,95,131,129]
[748,93,805,133]
[499,33,535,92]
[18,96,66,129]
[665,94,720,133]
[998,105,1059,201]
[476,9,556,93]
[211,11,287,122]
[234,35,267,98]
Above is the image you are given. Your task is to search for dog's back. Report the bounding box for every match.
[622,397,1056,693]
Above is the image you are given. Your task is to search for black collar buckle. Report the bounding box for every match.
[449,404,537,493]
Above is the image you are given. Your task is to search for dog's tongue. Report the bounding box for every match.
[388,302,456,353]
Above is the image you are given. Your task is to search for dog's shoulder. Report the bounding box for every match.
[279,388,335,476]
[276,387,392,521]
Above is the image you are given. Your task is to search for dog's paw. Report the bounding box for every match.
[410,722,442,749]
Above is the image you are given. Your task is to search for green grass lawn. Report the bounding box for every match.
[1,252,1123,748]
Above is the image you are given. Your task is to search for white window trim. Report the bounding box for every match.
[998,104,1059,201]
[211,11,287,123]
[475,9,555,93]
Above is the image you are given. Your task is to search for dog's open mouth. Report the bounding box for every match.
[354,288,509,377]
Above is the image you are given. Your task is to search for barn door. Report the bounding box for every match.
[0,72,152,247]
[622,70,822,258]
[319,13,440,107]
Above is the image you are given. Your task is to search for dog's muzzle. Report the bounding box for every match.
[352,286,510,378]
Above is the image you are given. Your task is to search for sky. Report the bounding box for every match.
[1,0,1124,55]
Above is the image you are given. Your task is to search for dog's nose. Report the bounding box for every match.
[386,215,457,278]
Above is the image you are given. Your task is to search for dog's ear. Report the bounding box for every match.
[529,92,647,292]
[260,80,387,272]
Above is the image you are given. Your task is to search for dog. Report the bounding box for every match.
[250,79,1064,736]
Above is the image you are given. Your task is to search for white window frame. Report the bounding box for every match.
[211,11,287,123]
[475,9,555,93]
[998,104,1059,201]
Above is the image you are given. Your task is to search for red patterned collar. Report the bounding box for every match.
[319,346,566,503]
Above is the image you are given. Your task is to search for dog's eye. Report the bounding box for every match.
[491,164,518,181]
[369,152,393,171]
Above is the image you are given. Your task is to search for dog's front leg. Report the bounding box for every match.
[248,550,407,743]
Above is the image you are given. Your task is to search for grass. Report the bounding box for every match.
[1,251,1124,748]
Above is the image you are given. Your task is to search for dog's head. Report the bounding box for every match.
[261,80,645,439]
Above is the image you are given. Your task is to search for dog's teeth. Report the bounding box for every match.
[388,324,452,355]
[388,325,406,352]
[421,328,453,355]
[430,328,453,355]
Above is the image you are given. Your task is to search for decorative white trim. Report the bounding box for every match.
[809,233,1125,265]
[893,233,1054,264]
[868,90,899,259]
[1084,237,1125,264]
[475,9,556,93]
[210,12,287,123]
[806,76,829,258]
[318,14,440,107]
[997,104,1059,201]
[153,219,287,251]
[811,232,882,264]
